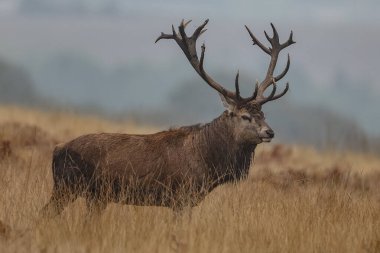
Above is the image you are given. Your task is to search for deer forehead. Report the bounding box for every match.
[237,104,262,115]
[236,109,251,116]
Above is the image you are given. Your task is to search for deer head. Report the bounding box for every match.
[156,19,295,144]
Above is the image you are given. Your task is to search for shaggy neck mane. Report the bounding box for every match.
[173,111,256,183]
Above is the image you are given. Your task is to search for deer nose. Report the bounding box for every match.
[265,129,274,138]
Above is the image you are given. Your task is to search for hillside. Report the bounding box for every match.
[0,106,379,253]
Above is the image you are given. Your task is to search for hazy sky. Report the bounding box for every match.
[0,0,379,136]
[0,0,379,24]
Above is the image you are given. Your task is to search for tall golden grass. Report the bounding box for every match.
[0,105,379,253]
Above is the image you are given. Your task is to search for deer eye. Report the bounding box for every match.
[241,115,252,122]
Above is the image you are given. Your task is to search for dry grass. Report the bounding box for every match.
[0,105,379,253]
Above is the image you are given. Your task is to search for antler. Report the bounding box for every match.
[245,23,295,105]
[156,19,255,104]
[156,20,295,107]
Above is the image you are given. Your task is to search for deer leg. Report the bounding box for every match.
[40,187,76,219]
[85,194,107,217]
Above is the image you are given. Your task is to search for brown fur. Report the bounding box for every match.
[41,111,262,215]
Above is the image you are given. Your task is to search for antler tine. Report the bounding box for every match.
[275,53,290,82]
[268,82,277,100]
[178,19,189,40]
[235,70,241,100]
[270,23,279,42]
[257,79,278,105]
[245,25,271,55]
[241,80,259,102]
[199,43,236,98]
[253,80,259,99]
[192,19,209,39]
[265,80,277,100]
[182,19,192,28]
[265,82,289,103]
[264,30,271,44]
[264,23,280,49]
[199,43,206,70]
[155,25,178,43]
[281,30,295,49]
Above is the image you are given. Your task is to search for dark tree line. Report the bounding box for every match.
[0,59,38,105]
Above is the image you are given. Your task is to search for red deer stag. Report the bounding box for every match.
[41,19,295,216]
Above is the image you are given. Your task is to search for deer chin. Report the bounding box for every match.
[260,137,272,143]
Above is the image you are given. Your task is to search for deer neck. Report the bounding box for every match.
[192,111,256,182]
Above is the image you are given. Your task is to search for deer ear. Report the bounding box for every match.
[219,94,237,112]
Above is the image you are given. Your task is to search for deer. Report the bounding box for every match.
[41,19,295,216]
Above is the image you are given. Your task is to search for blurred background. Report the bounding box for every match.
[0,0,379,153]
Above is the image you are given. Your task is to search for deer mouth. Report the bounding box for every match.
[260,137,272,143]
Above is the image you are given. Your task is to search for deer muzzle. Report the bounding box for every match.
[259,128,275,142]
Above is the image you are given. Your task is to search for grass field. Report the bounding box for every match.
[0,105,379,253]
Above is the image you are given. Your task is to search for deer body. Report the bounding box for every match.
[46,112,255,213]
[42,19,295,216]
